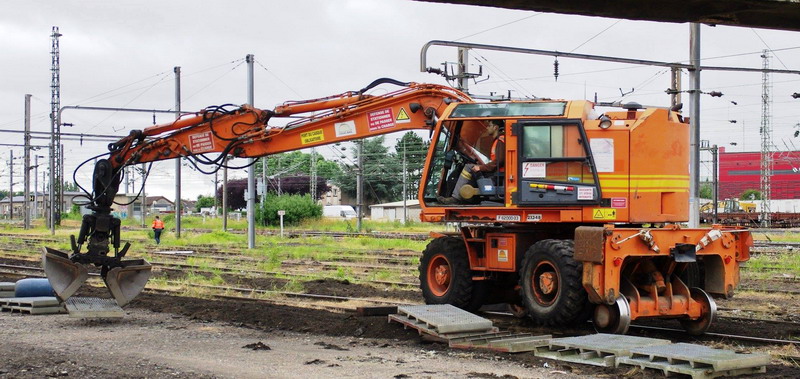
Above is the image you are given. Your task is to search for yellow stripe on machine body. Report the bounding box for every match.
[599,174,689,193]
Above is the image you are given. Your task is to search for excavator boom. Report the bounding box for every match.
[43,80,470,311]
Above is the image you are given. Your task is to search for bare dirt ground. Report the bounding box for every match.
[2,274,798,379]
[2,307,575,379]
[3,243,800,378]
[0,277,600,379]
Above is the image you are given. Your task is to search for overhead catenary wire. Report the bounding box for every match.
[85,74,174,133]
[181,60,246,105]
[453,13,541,42]
[568,20,622,53]
[254,59,304,99]
[472,53,536,98]
[751,29,789,69]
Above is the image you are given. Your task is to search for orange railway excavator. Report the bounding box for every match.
[43,78,751,334]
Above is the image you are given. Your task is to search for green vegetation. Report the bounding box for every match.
[744,251,800,281]
[740,189,761,200]
[257,194,321,226]
[297,217,443,233]
[760,232,800,243]
[195,195,215,212]
[0,213,430,291]
[277,279,304,294]
[334,266,355,282]
[699,182,713,199]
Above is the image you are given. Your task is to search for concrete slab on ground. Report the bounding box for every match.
[7,305,65,315]
[0,296,60,308]
[153,250,194,255]
[388,313,499,342]
[449,332,552,353]
[617,342,770,378]
[0,296,64,314]
[395,304,493,334]
[65,297,124,318]
[536,334,671,367]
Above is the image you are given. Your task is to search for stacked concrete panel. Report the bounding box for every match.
[389,304,771,378]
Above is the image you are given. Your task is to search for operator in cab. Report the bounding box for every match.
[471,119,505,175]
[439,119,505,205]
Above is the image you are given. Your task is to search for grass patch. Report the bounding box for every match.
[183,271,225,286]
[334,266,355,282]
[760,232,800,243]
[278,279,304,293]
[185,257,223,275]
[294,218,444,233]
[370,269,400,282]
[744,251,800,278]
[347,237,428,251]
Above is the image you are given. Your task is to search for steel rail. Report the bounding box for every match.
[628,324,800,346]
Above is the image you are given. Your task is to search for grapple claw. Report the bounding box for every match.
[104,260,152,307]
[42,247,89,302]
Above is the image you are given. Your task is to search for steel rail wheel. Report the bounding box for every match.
[419,237,479,310]
[680,287,717,335]
[593,295,631,334]
[519,239,591,326]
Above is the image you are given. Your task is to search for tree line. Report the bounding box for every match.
[195,131,428,211]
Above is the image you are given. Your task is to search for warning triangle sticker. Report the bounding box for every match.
[593,210,604,218]
[396,107,411,123]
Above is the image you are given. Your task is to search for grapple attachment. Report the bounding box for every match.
[104,260,152,307]
[42,247,88,301]
[42,247,152,307]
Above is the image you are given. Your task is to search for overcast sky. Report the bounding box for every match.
[1,0,799,202]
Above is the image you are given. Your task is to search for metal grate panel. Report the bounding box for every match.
[65,297,124,318]
[617,342,770,378]
[396,304,493,334]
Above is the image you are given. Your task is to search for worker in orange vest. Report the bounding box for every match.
[151,215,165,245]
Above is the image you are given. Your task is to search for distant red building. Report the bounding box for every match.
[718,147,800,200]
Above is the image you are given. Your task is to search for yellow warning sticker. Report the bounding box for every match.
[592,208,617,220]
[497,249,508,262]
[300,129,324,145]
[396,107,411,123]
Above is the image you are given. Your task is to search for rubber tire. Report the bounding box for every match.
[419,237,482,311]
[519,239,591,326]
[679,262,702,288]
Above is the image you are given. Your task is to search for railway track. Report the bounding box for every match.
[1,229,799,349]
[0,251,421,289]
[2,262,799,349]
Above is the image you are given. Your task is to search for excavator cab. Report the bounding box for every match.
[424,101,602,207]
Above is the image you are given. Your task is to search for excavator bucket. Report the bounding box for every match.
[42,247,152,307]
[42,247,89,302]
[104,260,152,307]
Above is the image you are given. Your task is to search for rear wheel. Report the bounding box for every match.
[519,239,591,326]
[679,262,702,288]
[419,237,481,311]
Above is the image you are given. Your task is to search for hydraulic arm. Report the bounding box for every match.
[42,80,470,307]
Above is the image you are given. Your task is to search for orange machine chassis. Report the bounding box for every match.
[575,224,751,331]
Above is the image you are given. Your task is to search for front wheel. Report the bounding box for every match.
[419,237,482,311]
[519,239,591,326]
